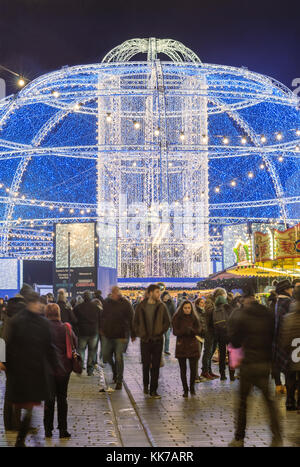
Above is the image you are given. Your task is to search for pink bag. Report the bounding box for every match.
[228,344,244,369]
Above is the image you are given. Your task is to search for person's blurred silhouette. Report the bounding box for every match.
[5,292,59,447]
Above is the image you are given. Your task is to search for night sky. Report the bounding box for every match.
[0,0,299,94]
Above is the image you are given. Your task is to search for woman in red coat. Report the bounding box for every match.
[172,300,202,397]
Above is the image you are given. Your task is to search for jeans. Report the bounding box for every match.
[202,332,217,374]
[216,335,227,377]
[178,357,198,391]
[102,336,129,384]
[78,334,99,374]
[141,338,163,393]
[285,371,300,408]
[235,363,281,441]
[164,328,171,352]
[44,373,71,432]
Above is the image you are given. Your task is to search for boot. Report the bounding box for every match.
[190,385,196,395]
[15,410,32,447]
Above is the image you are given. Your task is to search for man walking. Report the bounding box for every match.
[279,287,300,410]
[134,284,171,398]
[101,286,135,390]
[273,279,294,393]
[228,291,282,447]
[73,291,100,376]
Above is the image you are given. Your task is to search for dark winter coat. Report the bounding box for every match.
[134,300,170,342]
[57,301,78,328]
[161,293,176,324]
[204,299,215,334]
[6,309,60,404]
[273,293,292,368]
[228,301,274,365]
[101,297,135,339]
[212,298,232,342]
[172,312,201,359]
[48,320,77,375]
[279,301,300,371]
[73,300,100,337]
[194,306,207,338]
[2,296,26,342]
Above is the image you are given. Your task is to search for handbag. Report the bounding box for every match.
[64,323,83,374]
[228,344,244,369]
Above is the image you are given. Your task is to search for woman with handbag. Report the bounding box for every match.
[172,300,202,398]
[44,303,78,439]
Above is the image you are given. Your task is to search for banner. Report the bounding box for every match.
[274,223,300,259]
[254,231,272,262]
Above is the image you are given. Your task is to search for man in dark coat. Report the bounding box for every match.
[133,284,170,398]
[279,287,300,410]
[228,292,281,447]
[5,292,60,447]
[272,279,293,390]
[212,288,232,380]
[101,286,135,389]
[73,290,100,376]
[1,283,34,431]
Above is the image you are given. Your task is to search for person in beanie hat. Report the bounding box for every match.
[272,279,293,393]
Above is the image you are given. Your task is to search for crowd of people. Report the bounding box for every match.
[0,277,299,447]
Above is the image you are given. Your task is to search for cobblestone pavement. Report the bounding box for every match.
[0,335,300,447]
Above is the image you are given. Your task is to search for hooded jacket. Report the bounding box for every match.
[133,299,170,342]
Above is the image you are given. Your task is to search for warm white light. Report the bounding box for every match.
[59,207,63,212]
[18,78,25,87]
[296,145,300,152]
[223,137,229,144]
[202,135,208,143]
[215,187,220,193]
[87,208,91,213]
[106,113,112,123]
[276,132,282,140]
[180,131,185,141]
[154,128,160,137]
[133,121,140,129]
[80,210,84,214]
[241,137,247,144]
[248,172,254,178]
[5,188,9,193]
[0,184,3,188]
[70,208,74,213]
[260,163,265,169]
[49,205,54,210]
[52,91,60,98]
[278,155,284,162]
[231,180,236,186]
[260,135,267,143]
[73,103,81,111]
[296,129,300,136]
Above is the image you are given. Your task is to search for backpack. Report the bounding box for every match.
[213,304,230,337]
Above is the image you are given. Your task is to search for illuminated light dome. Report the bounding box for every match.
[0,37,299,277]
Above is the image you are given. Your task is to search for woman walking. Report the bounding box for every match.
[172,300,203,397]
[44,303,77,439]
